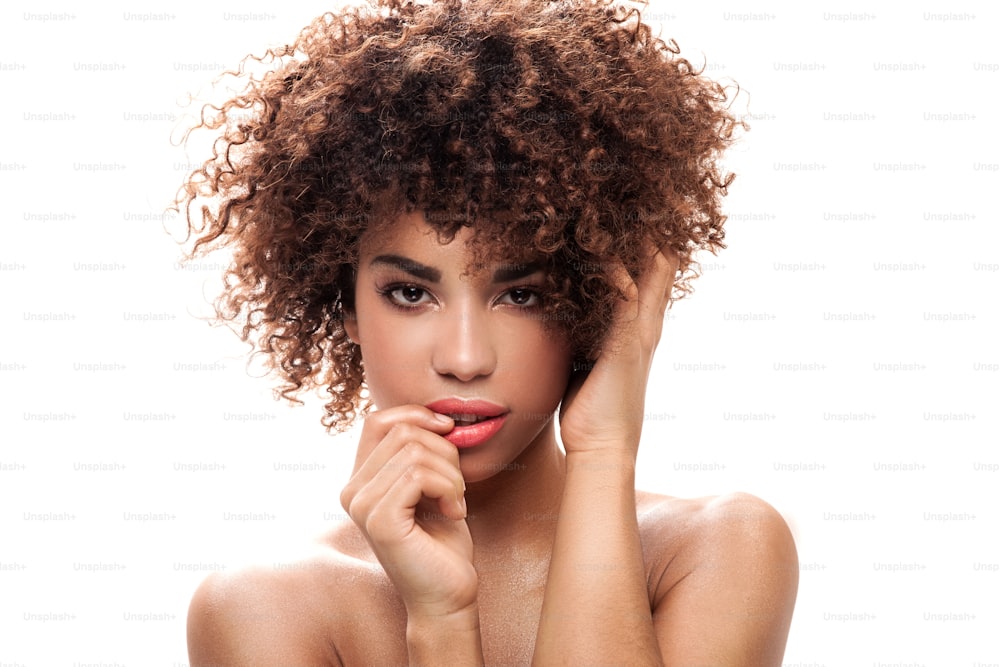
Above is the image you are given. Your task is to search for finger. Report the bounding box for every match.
[351,406,456,477]
[344,439,466,521]
[605,261,640,327]
[637,245,679,320]
[362,465,469,544]
[347,442,466,519]
[352,420,462,492]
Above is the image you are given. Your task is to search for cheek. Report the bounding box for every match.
[353,300,421,407]
[358,327,400,407]
[503,327,573,406]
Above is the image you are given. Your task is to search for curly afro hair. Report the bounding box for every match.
[174,0,743,433]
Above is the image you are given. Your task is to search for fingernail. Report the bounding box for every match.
[434,413,452,423]
[460,496,468,517]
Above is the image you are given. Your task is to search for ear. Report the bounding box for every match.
[340,267,360,344]
[342,308,360,345]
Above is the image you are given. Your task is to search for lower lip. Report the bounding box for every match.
[444,414,508,449]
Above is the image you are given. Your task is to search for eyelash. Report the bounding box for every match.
[375,282,544,312]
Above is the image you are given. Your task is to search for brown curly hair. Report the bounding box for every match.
[174,0,743,433]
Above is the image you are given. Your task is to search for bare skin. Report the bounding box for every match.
[187,212,799,666]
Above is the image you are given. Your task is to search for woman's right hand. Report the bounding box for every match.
[339,406,476,619]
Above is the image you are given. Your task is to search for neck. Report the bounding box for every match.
[462,420,566,557]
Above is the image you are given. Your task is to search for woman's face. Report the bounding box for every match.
[344,210,574,482]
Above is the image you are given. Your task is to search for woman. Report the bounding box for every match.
[177,0,798,664]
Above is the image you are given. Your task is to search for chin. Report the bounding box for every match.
[456,451,515,484]
[460,422,552,483]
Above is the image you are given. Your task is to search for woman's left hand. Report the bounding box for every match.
[558,243,679,457]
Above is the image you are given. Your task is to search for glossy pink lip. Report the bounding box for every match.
[425,398,509,449]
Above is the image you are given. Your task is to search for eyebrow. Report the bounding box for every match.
[370,254,543,283]
[370,254,441,282]
[493,261,544,282]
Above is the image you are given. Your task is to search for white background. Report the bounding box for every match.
[1,1,997,665]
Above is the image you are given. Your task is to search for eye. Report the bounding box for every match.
[377,283,433,309]
[394,286,427,304]
[499,288,540,307]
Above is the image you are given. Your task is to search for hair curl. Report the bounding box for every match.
[174,0,744,433]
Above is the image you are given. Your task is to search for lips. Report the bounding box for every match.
[448,414,492,426]
[425,398,509,448]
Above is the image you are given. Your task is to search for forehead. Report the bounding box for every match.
[359,210,453,250]
[359,210,542,275]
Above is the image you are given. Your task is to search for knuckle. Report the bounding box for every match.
[363,514,382,539]
[387,422,417,442]
[401,464,426,486]
[339,485,354,512]
[361,412,388,438]
[400,439,428,462]
[346,495,365,525]
[363,505,397,542]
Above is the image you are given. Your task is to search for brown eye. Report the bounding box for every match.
[377,283,432,309]
[398,286,424,303]
[501,288,540,307]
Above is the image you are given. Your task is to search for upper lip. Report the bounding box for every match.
[425,398,508,419]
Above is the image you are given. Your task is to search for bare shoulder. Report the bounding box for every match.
[186,524,394,667]
[636,490,799,666]
[636,490,798,573]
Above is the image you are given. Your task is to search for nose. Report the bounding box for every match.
[431,297,497,382]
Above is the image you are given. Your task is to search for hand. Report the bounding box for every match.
[339,406,477,619]
[558,244,679,456]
